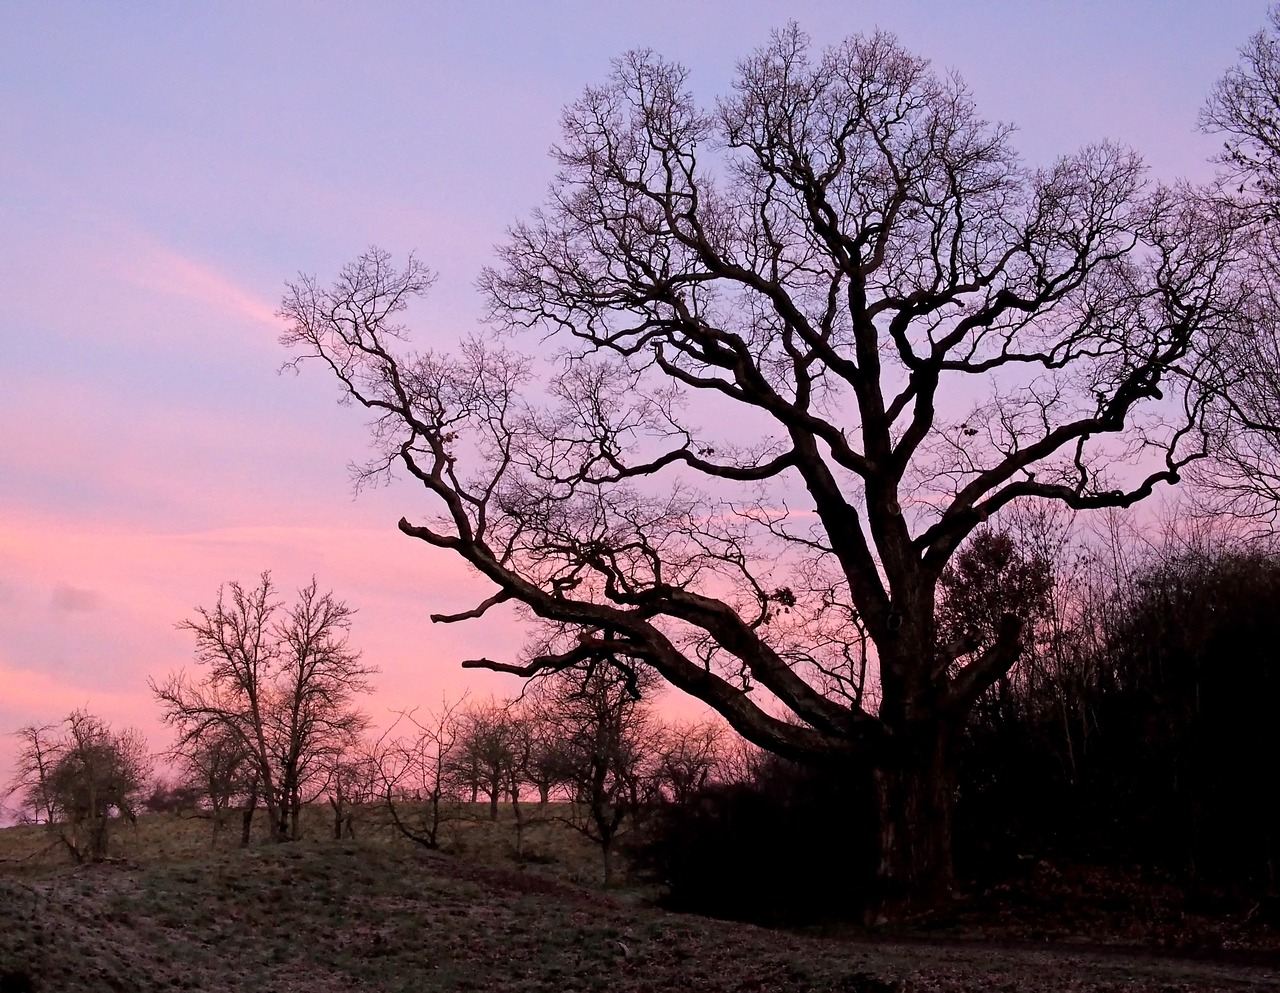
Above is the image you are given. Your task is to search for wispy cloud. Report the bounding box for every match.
[116,239,280,331]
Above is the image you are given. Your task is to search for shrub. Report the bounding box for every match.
[640,756,877,924]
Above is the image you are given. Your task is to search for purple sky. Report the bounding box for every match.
[0,1,1270,809]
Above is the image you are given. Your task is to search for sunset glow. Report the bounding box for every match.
[2,1,1271,813]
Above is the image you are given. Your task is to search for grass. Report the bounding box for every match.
[0,800,616,884]
[0,805,1278,992]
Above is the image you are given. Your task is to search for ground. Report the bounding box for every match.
[0,807,1276,992]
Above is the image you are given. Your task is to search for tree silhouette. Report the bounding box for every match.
[282,26,1247,910]
[7,710,151,861]
[1195,6,1280,525]
[152,573,375,842]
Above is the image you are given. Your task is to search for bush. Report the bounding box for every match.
[640,756,878,924]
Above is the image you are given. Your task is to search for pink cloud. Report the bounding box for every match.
[0,365,373,533]
[115,239,280,332]
[0,657,154,732]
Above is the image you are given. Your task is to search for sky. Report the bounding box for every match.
[0,0,1272,811]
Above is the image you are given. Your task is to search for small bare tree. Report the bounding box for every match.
[165,723,254,844]
[531,661,661,885]
[654,720,728,806]
[152,573,376,843]
[451,698,521,822]
[6,723,60,825]
[325,743,380,840]
[501,709,536,859]
[376,698,467,849]
[7,710,151,861]
[518,710,574,807]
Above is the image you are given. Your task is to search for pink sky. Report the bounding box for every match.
[1,1,1271,813]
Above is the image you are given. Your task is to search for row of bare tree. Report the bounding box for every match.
[7,503,1278,907]
[364,666,730,884]
[161,645,732,884]
[142,575,727,883]
[4,572,735,882]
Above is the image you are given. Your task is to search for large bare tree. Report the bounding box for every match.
[152,573,376,842]
[1194,5,1280,524]
[281,27,1247,909]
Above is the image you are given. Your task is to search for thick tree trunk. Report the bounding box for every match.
[89,813,110,861]
[870,724,957,920]
[262,792,282,843]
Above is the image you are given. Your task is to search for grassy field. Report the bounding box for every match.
[1,804,1278,992]
[0,801,616,886]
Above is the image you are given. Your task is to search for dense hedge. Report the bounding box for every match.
[643,548,1280,921]
[956,550,1280,890]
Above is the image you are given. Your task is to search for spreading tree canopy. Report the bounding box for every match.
[281,27,1252,909]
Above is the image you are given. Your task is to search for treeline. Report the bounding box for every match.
[951,516,1280,893]
[6,517,1280,916]
[649,510,1280,922]
[340,664,724,885]
[5,660,728,884]
[3,577,731,885]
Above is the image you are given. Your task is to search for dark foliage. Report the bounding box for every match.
[954,548,1280,893]
[1089,550,1280,885]
[141,779,202,815]
[644,542,1280,916]
[641,755,878,924]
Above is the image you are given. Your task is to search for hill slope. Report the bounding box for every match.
[2,837,1279,993]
